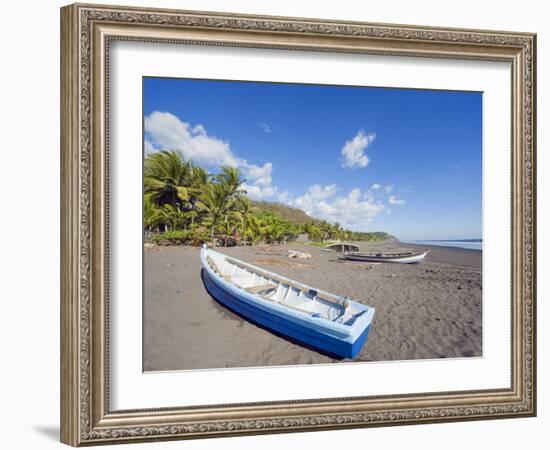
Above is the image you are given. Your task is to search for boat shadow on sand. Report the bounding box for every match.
[200,268,349,361]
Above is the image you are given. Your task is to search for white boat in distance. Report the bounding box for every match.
[200,245,375,358]
[322,243,360,253]
[341,249,430,264]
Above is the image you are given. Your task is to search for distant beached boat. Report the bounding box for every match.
[322,242,360,253]
[342,249,430,264]
[200,245,375,358]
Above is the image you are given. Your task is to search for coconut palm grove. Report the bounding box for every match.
[144,150,389,246]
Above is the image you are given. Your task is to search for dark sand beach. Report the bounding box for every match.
[144,241,482,371]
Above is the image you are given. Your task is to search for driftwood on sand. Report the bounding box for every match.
[288,249,312,260]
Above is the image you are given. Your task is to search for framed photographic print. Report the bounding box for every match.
[60,3,536,446]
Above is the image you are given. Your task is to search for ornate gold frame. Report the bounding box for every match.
[60,3,536,446]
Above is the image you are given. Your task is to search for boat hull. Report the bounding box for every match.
[201,263,372,359]
[343,251,429,264]
[322,243,360,253]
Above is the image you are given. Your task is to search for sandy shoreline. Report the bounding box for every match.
[144,241,482,371]
[399,242,482,268]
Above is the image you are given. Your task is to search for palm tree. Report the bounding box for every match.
[197,183,234,244]
[189,165,211,188]
[216,166,246,199]
[333,222,343,240]
[179,165,211,228]
[144,150,191,209]
[188,165,211,201]
[218,218,239,247]
[319,220,332,241]
[144,194,168,232]
[162,204,187,230]
[236,196,252,236]
[301,221,323,241]
[243,215,270,245]
[144,202,179,233]
[184,209,199,229]
[268,222,287,244]
[144,154,351,248]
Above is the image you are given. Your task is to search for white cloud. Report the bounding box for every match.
[388,195,405,205]
[144,111,279,195]
[144,140,155,154]
[364,191,375,203]
[242,183,276,200]
[242,182,291,203]
[307,184,338,200]
[371,183,382,190]
[145,111,241,167]
[275,191,292,204]
[247,162,272,187]
[383,185,394,194]
[341,131,376,168]
[290,185,385,229]
[192,124,206,135]
[258,122,273,133]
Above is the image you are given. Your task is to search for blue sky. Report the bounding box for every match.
[143,77,482,241]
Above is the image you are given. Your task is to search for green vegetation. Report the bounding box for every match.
[144,150,391,246]
[149,229,209,246]
[251,201,315,224]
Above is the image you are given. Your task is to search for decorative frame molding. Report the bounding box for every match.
[60,3,536,446]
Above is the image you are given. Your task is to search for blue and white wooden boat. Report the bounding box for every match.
[321,242,360,253]
[200,245,375,359]
[342,249,430,264]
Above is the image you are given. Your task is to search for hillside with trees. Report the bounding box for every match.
[251,201,315,224]
[144,150,391,246]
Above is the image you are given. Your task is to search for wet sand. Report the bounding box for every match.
[144,242,482,371]
[401,242,482,268]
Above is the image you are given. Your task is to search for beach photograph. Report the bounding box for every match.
[142,77,482,371]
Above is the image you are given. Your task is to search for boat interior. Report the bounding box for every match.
[205,252,365,325]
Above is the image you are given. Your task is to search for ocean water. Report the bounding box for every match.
[403,239,483,251]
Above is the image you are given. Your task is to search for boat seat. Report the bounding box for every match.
[246,284,277,296]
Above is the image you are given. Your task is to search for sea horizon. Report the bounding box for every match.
[401,238,482,251]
